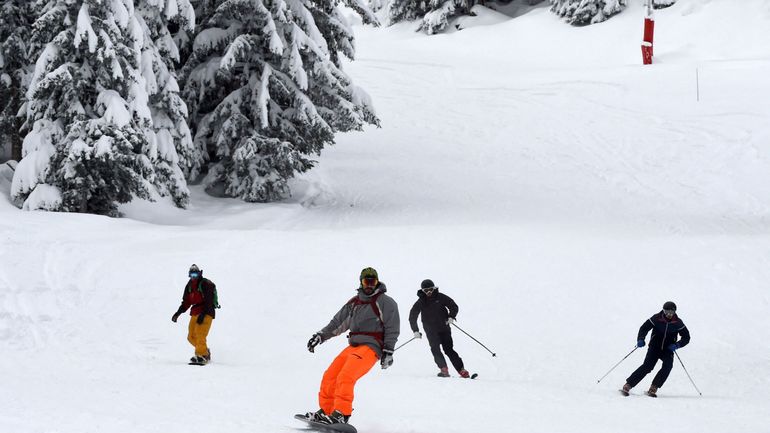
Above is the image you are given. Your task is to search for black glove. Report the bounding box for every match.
[171,312,180,323]
[381,349,394,369]
[196,313,206,325]
[307,333,323,353]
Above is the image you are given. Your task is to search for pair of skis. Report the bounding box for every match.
[619,388,657,398]
[442,373,479,379]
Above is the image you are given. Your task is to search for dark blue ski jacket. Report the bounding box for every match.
[638,311,690,352]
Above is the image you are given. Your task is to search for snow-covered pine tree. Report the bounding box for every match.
[421,0,475,34]
[0,1,37,162]
[181,0,379,202]
[389,0,432,25]
[367,0,385,13]
[653,0,675,9]
[11,0,180,215]
[389,0,476,34]
[309,0,379,67]
[550,0,626,26]
[135,0,199,207]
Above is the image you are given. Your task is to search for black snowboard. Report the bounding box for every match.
[294,414,357,433]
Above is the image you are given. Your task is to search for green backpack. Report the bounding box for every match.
[209,280,221,309]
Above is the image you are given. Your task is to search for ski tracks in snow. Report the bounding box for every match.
[341,56,770,232]
[2,239,75,349]
[0,219,120,351]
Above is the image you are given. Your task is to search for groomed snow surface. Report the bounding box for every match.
[2,1,770,432]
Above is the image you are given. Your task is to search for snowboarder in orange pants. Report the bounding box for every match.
[319,345,379,415]
[304,267,400,425]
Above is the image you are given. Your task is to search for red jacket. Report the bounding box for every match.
[175,278,217,319]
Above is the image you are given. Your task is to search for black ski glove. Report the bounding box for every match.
[381,349,394,369]
[307,333,323,353]
[172,312,180,323]
[196,313,206,325]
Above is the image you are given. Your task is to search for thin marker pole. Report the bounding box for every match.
[696,68,700,102]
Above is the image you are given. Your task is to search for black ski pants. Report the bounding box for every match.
[626,347,674,388]
[426,328,464,372]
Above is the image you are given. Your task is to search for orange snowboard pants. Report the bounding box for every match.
[318,345,378,416]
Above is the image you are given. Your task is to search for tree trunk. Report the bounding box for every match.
[8,81,24,161]
[11,125,22,161]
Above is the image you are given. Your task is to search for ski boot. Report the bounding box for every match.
[437,367,450,377]
[458,369,471,378]
[620,383,632,396]
[646,385,658,398]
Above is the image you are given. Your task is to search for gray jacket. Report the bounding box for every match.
[318,282,400,359]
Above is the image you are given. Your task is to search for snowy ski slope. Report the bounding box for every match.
[1,1,769,433]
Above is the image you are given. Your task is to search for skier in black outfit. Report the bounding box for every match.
[622,301,690,397]
[409,279,471,378]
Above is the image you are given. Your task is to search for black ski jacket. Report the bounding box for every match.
[409,289,459,333]
[638,311,690,352]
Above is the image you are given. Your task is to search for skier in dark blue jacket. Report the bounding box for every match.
[409,279,471,378]
[622,301,690,397]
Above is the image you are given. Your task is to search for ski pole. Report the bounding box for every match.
[394,337,417,351]
[451,323,497,357]
[675,352,703,396]
[596,346,638,384]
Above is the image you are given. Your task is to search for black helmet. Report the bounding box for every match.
[662,301,676,311]
[420,279,437,296]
